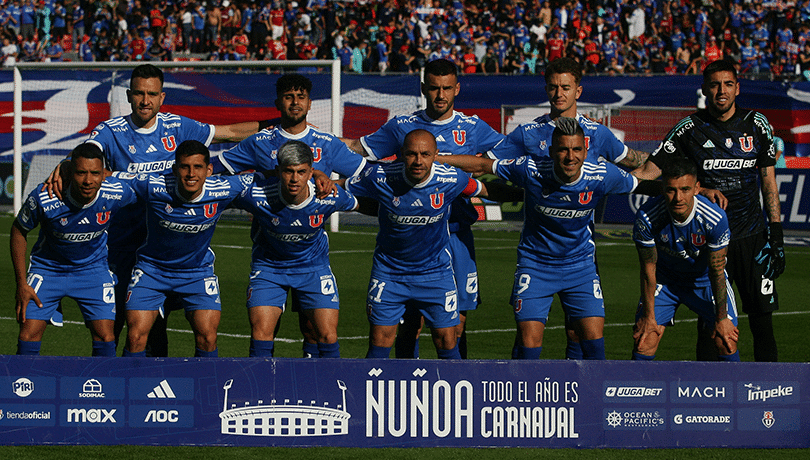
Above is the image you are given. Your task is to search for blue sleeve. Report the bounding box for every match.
[181,117,216,146]
[114,172,152,199]
[632,207,655,247]
[470,116,506,152]
[327,140,367,177]
[15,190,43,233]
[602,162,638,195]
[493,157,530,187]
[361,119,403,160]
[708,209,731,251]
[335,185,359,211]
[593,124,629,164]
[216,135,270,174]
[345,164,377,198]
[488,129,526,160]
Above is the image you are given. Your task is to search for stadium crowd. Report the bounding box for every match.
[1,0,810,79]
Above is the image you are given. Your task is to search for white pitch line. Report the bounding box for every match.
[2,310,807,343]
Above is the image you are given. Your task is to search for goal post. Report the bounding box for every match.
[11,59,342,217]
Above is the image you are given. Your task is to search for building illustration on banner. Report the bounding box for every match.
[219,379,351,437]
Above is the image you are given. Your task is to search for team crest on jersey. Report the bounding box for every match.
[129,145,136,154]
[430,193,444,209]
[60,217,68,226]
[661,233,669,243]
[452,130,466,146]
[204,203,218,218]
[739,136,754,152]
[311,147,322,162]
[692,233,706,246]
[96,211,111,225]
[309,214,324,227]
[165,203,173,214]
[578,191,593,205]
[161,135,177,152]
[272,217,280,226]
[392,196,400,207]
[539,140,547,150]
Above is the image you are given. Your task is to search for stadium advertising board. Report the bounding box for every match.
[0,355,807,448]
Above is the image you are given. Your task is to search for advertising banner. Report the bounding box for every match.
[0,355,806,448]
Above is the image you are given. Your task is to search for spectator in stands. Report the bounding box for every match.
[2,35,17,67]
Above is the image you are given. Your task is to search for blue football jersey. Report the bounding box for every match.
[214,125,366,178]
[633,194,731,286]
[361,109,505,227]
[16,177,137,270]
[85,112,216,252]
[234,175,358,272]
[489,113,628,163]
[346,162,482,275]
[493,156,638,265]
[119,172,253,271]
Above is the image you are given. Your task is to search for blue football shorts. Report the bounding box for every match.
[449,226,480,313]
[635,280,739,329]
[125,265,221,315]
[247,265,339,311]
[25,263,116,323]
[510,260,605,324]
[365,267,460,330]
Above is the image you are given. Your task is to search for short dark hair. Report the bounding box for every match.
[71,143,104,165]
[424,58,458,80]
[131,64,164,86]
[703,59,737,82]
[276,74,313,98]
[278,140,313,167]
[175,140,210,165]
[545,57,583,85]
[661,156,698,181]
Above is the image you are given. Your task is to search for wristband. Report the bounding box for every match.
[768,222,784,246]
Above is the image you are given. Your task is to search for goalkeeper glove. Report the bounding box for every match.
[765,222,785,280]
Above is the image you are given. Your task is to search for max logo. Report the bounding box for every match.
[578,191,593,205]
[452,130,466,146]
[161,135,177,152]
[96,211,111,225]
[430,193,444,209]
[311,147,323,162]
[204,203,218,218]
[692,234,706,246]
[309,214,324,227]
[739,136,754,152]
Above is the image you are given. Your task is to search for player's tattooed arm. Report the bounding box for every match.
[708,246,738,352]
[633,245,664,350]
[630,158,662,181]
[759,165,781,224]
[619,148,650,169]
[212,121,261,143]
[340,138,368,156]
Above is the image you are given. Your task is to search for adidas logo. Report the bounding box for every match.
[185,209,196,216]
[436,135,446,143]
[560,195,571,202]
[146,145,158,153]
[291,220,302,226]
[78,217,90,224]
[147,379,176,399]
[703,140,715,149]
[411,199,423,206]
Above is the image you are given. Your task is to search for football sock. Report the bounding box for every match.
[318,341,340,358]
[394,335,419,359]
[516,346,542,359]
[366,344,391,358]
[566,339,584,360]
[749,312,778,362]
[17,340,41,356]
[632,351,655,361]
[302,341,318,358]
[92,341,116,357]
[195,347,218,358]
[250,339,274,357]
[457,332,468,359]
[718,351,740,362]
[122,348,146,357]
[436,344,461,359]
[581,338,605,360]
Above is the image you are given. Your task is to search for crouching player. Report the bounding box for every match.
[233,141,359,358]
[121,140,253,357]
[345,129,489,359]
[12,144,136,356]
[632,157,740,361]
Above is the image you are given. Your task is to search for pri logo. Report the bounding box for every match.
[12,378,34,398]
[762,411,775,428]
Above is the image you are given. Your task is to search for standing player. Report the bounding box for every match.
[233,141,359,358]
[443,118,655,359]
[632,157,740,361]
[212,73,366,358]
[343,58,507,359]
[12,144,135,357]
[46,64,264,357]
[345,129,488,360]
[488,56,654,359]
[121,140,253,357]
[633,59,784,362]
